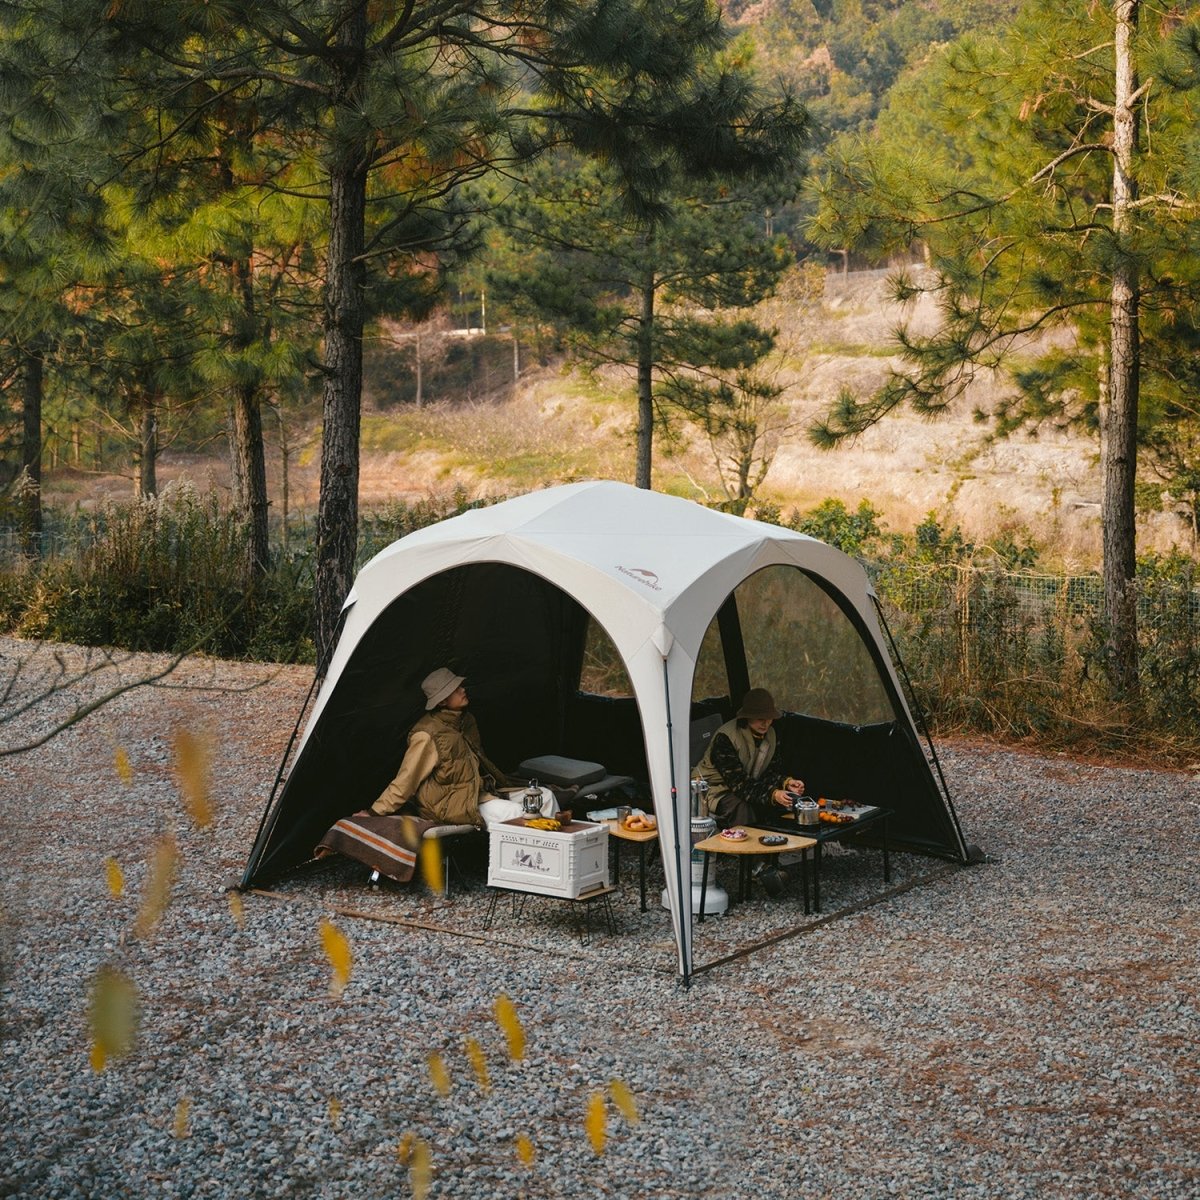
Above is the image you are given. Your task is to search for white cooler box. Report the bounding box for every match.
[487,818,610,898]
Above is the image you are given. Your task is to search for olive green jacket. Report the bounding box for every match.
[371,708,509,826]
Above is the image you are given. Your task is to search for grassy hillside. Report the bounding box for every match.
[38,268,1194,569]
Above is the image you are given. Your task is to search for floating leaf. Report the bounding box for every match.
[174,727,213,829]
[133,835,178,940]
[427,1050,450,1097]
[320,918,352,998]
[87,965,137,1072]
[584,1091,607,1155]
[227,890,245,930]
[609,1078,639,1123]
[494,994,525,1061]
[328,1097,342,1129]
[464,1035,490,1095]
[515,1133,535,1165]
[409,1136,432,1200]
[174,1097,191,1139]
[419,834,444,896]
[114,746,133,785]
[104,857,125,898]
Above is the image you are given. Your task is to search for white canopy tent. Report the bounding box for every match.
[244,481,967,980]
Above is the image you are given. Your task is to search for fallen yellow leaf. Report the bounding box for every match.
[227,890,245,930]
[609,1078,639,1123]
[515,1133,535,1165]
[584,1091,607,1155]
[104,857,125,898]
[133,835,178,940]
[328,1097,342,1129]
[87,965,137,1072]
[114,745,133,785]
[174,1097,191,1139]
[464,1035,490,1094]
[396,1131,415,1164]
[427,1050,450,1097]
[494,994,525,1061]
[174,727,213,829]
[320,918,352,998]
[410,1136,432,1200]
[419,835,444,896]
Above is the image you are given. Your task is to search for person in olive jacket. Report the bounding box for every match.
[694,688,804,829]
[370,668,557,828]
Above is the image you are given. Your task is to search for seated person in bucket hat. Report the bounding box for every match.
[694,688,804,829]
[370,667,557,829]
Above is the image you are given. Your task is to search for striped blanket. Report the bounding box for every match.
[315,811,438,884]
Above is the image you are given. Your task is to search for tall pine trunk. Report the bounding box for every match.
[635,260,655,489]
[137,400,158,498]
[20,343,44,558]
[314,5,368,671]
[1103,0,1140,700]
[231,256,270,578]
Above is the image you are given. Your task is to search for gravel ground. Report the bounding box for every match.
[1,637,1198,1200]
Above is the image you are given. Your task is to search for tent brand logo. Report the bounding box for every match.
[617,565,662,591]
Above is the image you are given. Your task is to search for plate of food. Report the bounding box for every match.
[621,813,657,832]
[719,827,748,841]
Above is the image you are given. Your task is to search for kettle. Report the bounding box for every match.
[792,796,820,826]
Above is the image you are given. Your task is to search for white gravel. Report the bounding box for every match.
[1,636,1198,1199]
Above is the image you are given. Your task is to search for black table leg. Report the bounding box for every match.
[799,849,810,915]
[882,817,891,883]
[638,843,648,913]
[813,844,822,913]
[699,853,710,923]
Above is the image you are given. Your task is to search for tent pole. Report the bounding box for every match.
[240,665,322,888]
[662,658,691,986]
[872,595,969,860]
[241,606,349,888]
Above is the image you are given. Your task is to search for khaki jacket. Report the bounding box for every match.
[694,718,778,817]
[371,708,508,826]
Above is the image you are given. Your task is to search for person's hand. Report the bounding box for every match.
[771,789,792,808]
[785,777,805,795]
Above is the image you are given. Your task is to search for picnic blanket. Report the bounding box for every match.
[315,811,440,884]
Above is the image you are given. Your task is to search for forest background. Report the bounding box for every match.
[2,0,1199,761]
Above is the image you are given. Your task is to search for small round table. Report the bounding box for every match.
[692,826,817,921]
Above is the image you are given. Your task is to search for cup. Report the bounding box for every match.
[616,805,632,828]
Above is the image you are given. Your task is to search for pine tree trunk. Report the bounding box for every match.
[20,344,44,558]
[137,401,158,498]
[231,256,270,578]
[313,6,368,671]
[1103,0,1140,700]
[635,263,655,489]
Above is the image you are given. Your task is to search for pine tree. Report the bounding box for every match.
[807,0,1200,701]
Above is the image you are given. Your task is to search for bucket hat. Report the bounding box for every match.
[422,667,465,710]
[736,687,780,721]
